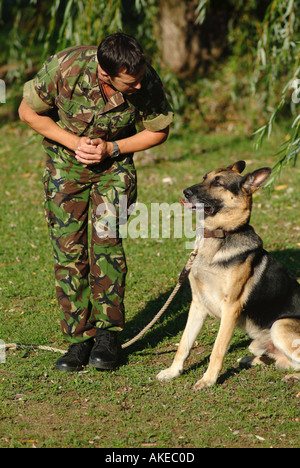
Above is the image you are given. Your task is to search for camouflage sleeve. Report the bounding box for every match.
[23,54,60,113]
[138,65,174,132]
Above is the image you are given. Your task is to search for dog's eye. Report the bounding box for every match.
[212,176,224,187]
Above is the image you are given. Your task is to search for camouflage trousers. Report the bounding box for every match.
[42,144,137,343]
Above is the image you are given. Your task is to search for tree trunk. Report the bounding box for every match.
[158,0,230,76]
[158,0,201,75]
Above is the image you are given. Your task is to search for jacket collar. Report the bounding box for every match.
[84,53,126,113]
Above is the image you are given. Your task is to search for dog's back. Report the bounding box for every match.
[242,247,300,327]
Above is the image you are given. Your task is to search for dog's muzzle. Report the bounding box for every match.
[182,188,217,215]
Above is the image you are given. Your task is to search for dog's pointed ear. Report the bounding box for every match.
[227,161,246,174]
[241,167,272,194]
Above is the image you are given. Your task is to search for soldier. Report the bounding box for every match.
[19,33,173,372]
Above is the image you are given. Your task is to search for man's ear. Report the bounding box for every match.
[227,161,246,174]
[241,167,272,193]
[97,64,109,78]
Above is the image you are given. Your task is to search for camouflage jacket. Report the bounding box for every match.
[23,45,174,143]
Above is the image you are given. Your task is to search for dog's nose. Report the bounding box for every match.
[183,188,193,199]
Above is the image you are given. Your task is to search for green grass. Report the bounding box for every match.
[0,121,299,448]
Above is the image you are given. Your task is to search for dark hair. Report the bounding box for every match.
[97,32,146,77]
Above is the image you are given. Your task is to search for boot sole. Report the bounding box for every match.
[89,358,117,370]
[54,364,84,372]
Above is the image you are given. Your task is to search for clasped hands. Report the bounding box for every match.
[75,137,113,165]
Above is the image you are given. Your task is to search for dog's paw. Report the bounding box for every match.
[282,373,300,383]
[237,355,256,368]
[193,377,215,391]
[156,368,181,382]
[238,355,273,368]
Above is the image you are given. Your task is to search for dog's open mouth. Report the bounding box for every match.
[180,198,213,215]
[203,206,214,215]
[180,198,196,210]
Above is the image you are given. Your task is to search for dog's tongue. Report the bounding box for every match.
[180,198,195,209]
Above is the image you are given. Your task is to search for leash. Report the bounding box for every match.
[121,247,198,349]
[1,248,198,355]
[2,343,67,354]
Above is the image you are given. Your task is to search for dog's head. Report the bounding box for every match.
[181,161,272,231]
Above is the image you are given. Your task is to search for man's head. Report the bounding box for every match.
[97,32,146,94]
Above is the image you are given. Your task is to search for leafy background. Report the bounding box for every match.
[0,0,299,183]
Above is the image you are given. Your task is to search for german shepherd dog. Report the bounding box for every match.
[156,161,300,390]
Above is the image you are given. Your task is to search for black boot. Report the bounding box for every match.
[55,339,94,372]
[89,329,119,370]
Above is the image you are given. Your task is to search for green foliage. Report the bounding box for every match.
[43,0,123,58]
[0,0,299,179]
[0,0,123,77]
[251,0,300,186]
[252,0,299,95]
[195,0,211,25]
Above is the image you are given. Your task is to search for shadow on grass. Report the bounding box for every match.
[121,280,192,355]
[270,249,300,278]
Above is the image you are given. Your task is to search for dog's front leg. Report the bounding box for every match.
[156,298,207,382]
[194,306,239,391]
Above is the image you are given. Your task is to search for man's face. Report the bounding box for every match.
[98,65,145,95]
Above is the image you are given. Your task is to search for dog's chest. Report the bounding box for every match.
[190,255,229,319]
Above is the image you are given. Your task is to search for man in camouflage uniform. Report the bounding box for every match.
[19,33,173,371]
